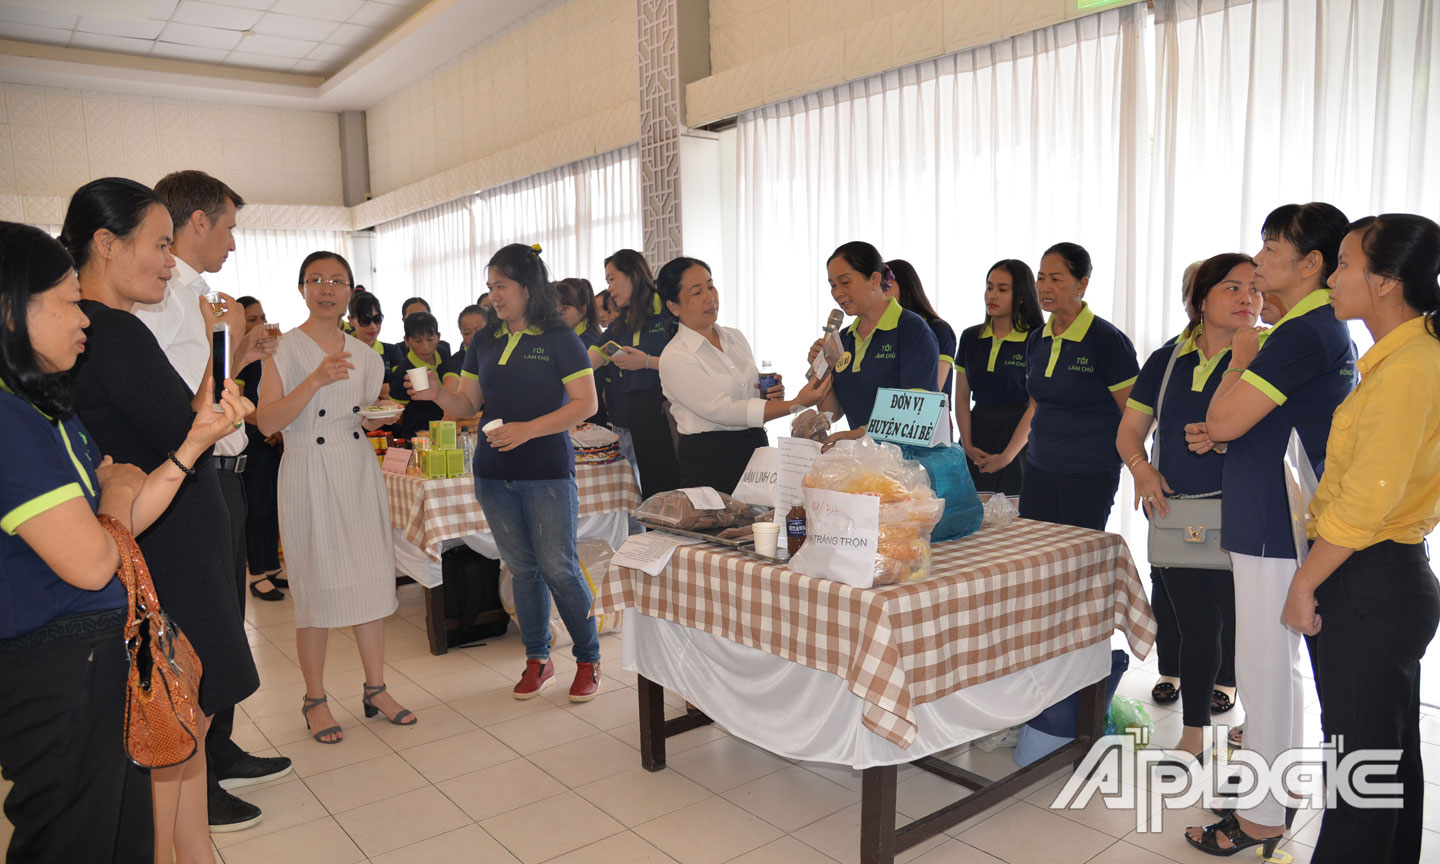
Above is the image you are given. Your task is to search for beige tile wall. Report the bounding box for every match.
[688,0,1134,126]
[356,0,639,229]
[0,82,344,227]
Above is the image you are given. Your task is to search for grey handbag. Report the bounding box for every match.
[1145,342,1231,570]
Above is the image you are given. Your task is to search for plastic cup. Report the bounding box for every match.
[752,522,781,557]
[203,291,225,318]
[263,322,280,340]
[406,366,430,392]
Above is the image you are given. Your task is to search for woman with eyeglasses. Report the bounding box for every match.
[256,252,417,744]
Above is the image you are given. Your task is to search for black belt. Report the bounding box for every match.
[213,454,248,474]
[0,608,125,653]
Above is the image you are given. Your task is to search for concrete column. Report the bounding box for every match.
[338,110,370,208]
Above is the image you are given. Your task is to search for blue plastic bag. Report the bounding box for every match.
[1015,650,1130,766]
[899,442,984,542]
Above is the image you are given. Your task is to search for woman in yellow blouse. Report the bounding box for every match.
[1281,214,1440,864]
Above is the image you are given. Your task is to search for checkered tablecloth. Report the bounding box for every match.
[383,460,641,562]
[593,518,1155,749]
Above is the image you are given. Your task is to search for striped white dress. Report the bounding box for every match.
[274,329,398,628]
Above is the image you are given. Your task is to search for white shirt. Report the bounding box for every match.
[132,257,247,456]
[659,323,767,435]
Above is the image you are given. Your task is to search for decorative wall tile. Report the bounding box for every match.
[49,128,87,161]
[45,93,84,129]
[11,126,49,160]
[844,17,893,80]
[890,1,943,67]
[943,0,1000,52]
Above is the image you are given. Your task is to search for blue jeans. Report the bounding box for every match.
[476,477,601,663]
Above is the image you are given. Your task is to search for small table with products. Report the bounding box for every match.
[383,459,641,654]
[593,518,1155,864]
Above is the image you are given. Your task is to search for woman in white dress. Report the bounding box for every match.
[256,251,416,743]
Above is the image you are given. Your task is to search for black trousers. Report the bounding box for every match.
[208,468,250,790]
[677,428,769,493]
[1152,566,1236,727]
[966,402,1026,496]
[241,437,282,574]
[1018,463,1120,530]
[1311,541,1440,864]
[1151,569,1236,687]
[626,387,680,498]
[0,611,153,863]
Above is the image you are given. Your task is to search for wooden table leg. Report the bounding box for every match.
[423,584,447,656]
[859,764,898,864]
[639,675,667,771]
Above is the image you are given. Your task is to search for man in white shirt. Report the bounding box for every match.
[134,170,290,834]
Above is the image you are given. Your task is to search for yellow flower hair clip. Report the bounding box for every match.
[530,243,543,255]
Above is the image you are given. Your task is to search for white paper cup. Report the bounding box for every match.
[406,366,430,392]
[752,522,781,557]
[482,419,504,434]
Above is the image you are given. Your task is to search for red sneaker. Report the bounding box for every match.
[513,659,554,700]
[570,662,601,702]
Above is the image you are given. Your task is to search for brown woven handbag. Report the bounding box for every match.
[99,514,204,769]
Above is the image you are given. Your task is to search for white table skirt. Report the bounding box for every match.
[391,511,631,588]
[622,611,1111,770]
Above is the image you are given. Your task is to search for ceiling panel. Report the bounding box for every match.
[0,0,425,76]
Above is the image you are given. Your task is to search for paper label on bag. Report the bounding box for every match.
[866,388,949,448]
[678,486,725,510]
[731,446,779,507]
[611,532,701,577]
[788,487,880,588]
[775,437,823,524]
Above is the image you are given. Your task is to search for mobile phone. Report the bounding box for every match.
[211,322,228,411]
[600,340,623,358]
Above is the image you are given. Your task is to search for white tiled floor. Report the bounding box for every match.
[6,583,1440,863]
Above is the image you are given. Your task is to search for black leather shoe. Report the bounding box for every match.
[217,753,293,790]
[207,787,262,833]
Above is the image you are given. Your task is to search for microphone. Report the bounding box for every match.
[822,309,843,334]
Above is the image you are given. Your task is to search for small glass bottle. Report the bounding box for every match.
[786,496,807,555]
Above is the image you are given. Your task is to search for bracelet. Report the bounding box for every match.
[644,355,651,370]
[1125,453,1147,470]
[1223,367,1245,376]
[166,450,195,477]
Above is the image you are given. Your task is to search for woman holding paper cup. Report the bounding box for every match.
[408,243,604,702]
[1275,214,1440,864]
[1115,253,1259,767]
[656,256,831,492]
[256,250,416,744]
[1183,203,1355,856]
[811,242,939,447]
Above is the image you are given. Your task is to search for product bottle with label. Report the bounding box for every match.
[786,496,807,555]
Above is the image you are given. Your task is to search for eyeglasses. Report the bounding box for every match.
[356,314,383,326]
[302,277,352,289]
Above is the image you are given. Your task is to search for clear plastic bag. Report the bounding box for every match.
[789,407,834,442]
[802,437,944,585]
[982,493,1018,528]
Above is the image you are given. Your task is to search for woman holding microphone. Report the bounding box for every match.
[811,242,939,445]
[410,244,603,702]
[656,256,831,491]
[1280,214,1440,864]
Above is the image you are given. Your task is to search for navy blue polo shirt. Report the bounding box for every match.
[956,321,1031,406]
[1025,304,1139,474]
[388,347,445,439]
[462,323,595,480]
[592,295,673,394]
[0,388,125,639]
[832,298,940,428]
[439,346,466,386]
[1222,290,1356,558]
[930,317,957,398]
[1127,334,1230,495]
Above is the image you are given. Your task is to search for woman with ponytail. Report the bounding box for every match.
[1277,214,1440,864]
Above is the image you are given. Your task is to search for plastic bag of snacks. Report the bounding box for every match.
[793,437,944,586]
[981,492,1018,528]
[634,489,754,531]
[789,407,834,442]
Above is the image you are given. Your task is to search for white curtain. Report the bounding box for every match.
[371,146,642,345]
[202,228,354,332]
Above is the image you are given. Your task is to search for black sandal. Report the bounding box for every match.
[1185,811,1281,858]
[1152,680,1180,704]
[249,576,284,601]
[1211,688,1235,713]
[267,570,289,589]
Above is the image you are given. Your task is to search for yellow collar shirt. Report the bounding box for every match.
[1308,316,1440,549]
